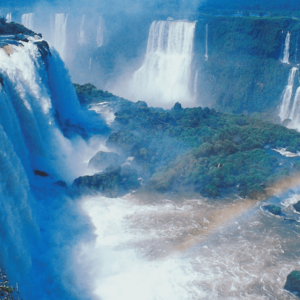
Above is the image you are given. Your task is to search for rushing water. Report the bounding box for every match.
[282,32,291,64]
[21,13,34,31]
[96,16,104,47]
[6,13,12,23]
[53,13,69,60]
[78,190,300,300]
[205,24,208,61]
[79,15,86,45]
[279,67,298,122]
[126,20,196,108]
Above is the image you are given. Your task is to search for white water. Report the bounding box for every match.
[205,24,208,61]
[79,15,86,45]
[96,17,104,47]
[0,36,108,298]
[78,194,300,300]
[6,13,12,23]
[282,32,291,64]
[53,13,68,61]
[194,70,198,96]
[21,13,34,31]
[125,20,196,108]
[278,67,298,121]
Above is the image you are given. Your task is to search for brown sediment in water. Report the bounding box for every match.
[2,45,13,56]
[124,173,300,259]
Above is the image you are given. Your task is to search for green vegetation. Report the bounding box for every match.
[0,17,35,36]
[72,166,140,197]
[194,16,299,116]
[106,100,300,198]
[0,268,20,300]
[284,270,300,295]
[200,0,300,17]
[74,83,120,105]
[263,204,282,215]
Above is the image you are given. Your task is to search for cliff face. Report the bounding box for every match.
[194,16,300,116]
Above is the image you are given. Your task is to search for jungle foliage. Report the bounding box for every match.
[194,16,300,116]
[105,100,300,198]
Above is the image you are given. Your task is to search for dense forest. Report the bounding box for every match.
[74,84,300,199]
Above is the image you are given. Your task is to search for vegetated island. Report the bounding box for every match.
[73,83,300,199]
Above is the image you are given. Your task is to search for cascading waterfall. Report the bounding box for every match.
[6,13,12,23]
[96,16,104,47]
[0,35,105,299]
[194,70,198,96]
[205,24,208,61]
[289,87,300,125]
[295,33,299,64]
[282,32,291,64]
[127,20,196,108]
[54,13,68,61]
[79,15,86,45]
[21,13,34,31]
[89,57,92,70]
[278,67,298,121]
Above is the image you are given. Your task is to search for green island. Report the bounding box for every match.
[74,84,300,199]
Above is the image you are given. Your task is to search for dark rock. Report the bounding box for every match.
[263,204,281,216]
[88,151,125,170]
[293,201,300,213]
[72,166,140,197]
[173,102,182,111]
[284,270,300,296]
[35,40,51,59]
[34,170,49,177]
[54,180,68,188]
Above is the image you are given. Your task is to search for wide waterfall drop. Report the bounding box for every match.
[54,13,68,61]
[6,13,12,23]
[0,34,108,299]
[127,20,196,108]
[205,24,208,61]
[282,32,291,64]
[79,15,86,45]
[96,16,104,47]
[278,67,298,121]
[21,13,34,31]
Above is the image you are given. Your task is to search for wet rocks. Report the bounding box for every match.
[293,201,300,213]
[72,166,140,197]
[263,204,281,216]
[88,151,125,171]
[284,270,300,296]
[34,170,49,177]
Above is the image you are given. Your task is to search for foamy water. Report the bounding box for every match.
[77,193,300,299]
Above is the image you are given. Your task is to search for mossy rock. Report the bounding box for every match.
[293,201,300,213]
[263,204,281,215]
[284,270,300,296]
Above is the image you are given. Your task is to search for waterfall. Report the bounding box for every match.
[289,87,300,124]
[282,32,291,64]
[0,35,106,298]
[194,70,198,96]
[6,13,12,23]
[89,57,92,70]
[205,24,208,61]
[128,20,196,108]
[54,13,68,61]
[21,13,34,30]
[96,16,104,47]
[79,15,86,45]
[296,33,299,64]
[278,67,298,121]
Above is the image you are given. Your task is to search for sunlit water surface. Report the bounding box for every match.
[76,191,300,300]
